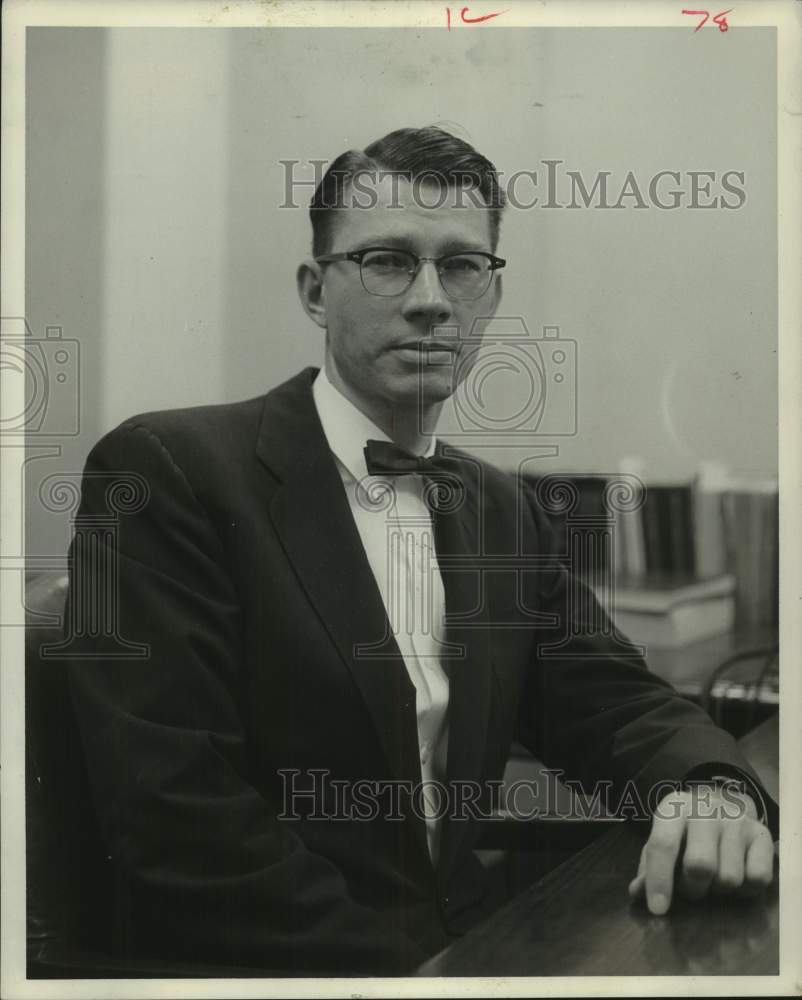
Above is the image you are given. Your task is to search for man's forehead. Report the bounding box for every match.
[329,174,493,251]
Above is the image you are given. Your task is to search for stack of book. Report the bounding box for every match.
[609,465,777,634]
[525,464,778,638]
[596,572,736,648]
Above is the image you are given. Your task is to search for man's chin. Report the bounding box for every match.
[387,367,457,406]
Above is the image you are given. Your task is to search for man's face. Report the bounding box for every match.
[313,176,502,413]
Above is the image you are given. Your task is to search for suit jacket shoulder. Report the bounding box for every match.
[86,367,323,504]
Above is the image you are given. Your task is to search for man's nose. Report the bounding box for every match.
[400,261,453,325]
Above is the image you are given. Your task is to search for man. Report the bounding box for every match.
[64,126,777,976]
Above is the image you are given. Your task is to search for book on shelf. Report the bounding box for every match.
[616,456,646,578]
[720,480,779,631]
[619,464,728,581]
[523,467,778,636]
[593,572,736,649]
[640,483,696,576]
[693,460,729,578]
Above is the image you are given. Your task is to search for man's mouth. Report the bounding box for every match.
[396,341,459,354]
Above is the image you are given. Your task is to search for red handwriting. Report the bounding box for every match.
[460,6,508,23]
[682,8,732,32]
[712,8,732,30]
[446,7,509,30]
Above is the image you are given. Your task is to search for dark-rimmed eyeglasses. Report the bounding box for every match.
[314,247,506,300]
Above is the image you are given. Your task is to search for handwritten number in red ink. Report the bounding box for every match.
[682,9,710,31]
[445,7,509,28]
[712,8,732,31]
[682,8,733,32]
[460,6,509,24]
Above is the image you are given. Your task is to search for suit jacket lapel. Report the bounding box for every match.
[436,447,494,878]
[254,370,428,853]
[254,371,494,873]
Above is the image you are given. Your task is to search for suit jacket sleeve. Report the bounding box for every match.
[65,421,428,974]
[516,486,779,836]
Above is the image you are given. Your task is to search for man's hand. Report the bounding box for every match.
[628,783,775,915]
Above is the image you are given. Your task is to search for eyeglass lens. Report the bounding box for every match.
[359,250,493,299]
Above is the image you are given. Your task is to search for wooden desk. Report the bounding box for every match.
[418,713,779,977]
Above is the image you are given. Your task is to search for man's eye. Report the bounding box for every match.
[364,252,411,270]
[442,255,482,273]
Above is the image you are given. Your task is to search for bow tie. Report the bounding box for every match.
[363,439,469,520]
[363,439,459,478]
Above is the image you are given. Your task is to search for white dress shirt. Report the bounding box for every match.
[312,368,450,864]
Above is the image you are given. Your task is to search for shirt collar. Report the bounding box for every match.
[312,367,437,482]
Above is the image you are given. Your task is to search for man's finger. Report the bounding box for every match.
[740,826,775,896]
[643,813,685,915]
[712,820,746,893]
[628,844,647,898]
[678,815,719,900]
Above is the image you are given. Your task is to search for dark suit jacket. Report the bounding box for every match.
[64,367,774,975]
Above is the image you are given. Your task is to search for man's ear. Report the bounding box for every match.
[297,259,328,330]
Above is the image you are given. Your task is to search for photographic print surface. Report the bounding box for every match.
[2,2,800,998]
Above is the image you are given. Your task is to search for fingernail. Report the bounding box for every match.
[651,893,669,915]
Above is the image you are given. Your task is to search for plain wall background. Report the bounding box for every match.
[25,26,777,561]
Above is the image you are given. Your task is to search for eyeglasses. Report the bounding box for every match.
[315,247,506,300]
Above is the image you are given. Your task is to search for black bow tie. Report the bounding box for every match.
[363,438,470,524]
[364,439,458,478]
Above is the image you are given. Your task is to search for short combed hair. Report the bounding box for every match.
[310,126,506,257]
